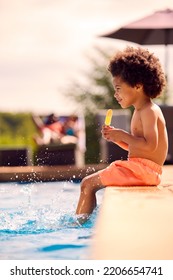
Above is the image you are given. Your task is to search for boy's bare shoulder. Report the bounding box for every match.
[151,103,164,117]
[141,102,161,115]
[139,103,166,125]
[144,103,166,126]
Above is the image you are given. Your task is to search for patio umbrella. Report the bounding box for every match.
[101,9,173,87]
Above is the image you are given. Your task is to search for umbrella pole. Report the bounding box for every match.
[165,45,168,80]
[164,29,170,104]
[163,45,168,104]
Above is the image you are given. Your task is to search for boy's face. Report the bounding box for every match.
[112,76,138,108]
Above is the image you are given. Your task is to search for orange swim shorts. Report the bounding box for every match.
[98,158,162,186]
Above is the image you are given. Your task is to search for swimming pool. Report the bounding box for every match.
[0,180,103,260]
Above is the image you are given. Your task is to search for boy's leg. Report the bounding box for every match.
[75,172,104,221]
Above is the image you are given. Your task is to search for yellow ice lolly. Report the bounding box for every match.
[105,109,113,126]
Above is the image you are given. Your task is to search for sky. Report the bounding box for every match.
[0,0,173,114]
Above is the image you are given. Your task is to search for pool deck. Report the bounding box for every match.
[90,165,173,260]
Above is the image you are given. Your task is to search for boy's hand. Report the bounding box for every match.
[101,125,122,142]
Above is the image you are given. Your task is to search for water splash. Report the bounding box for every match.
[0,181,102,259]
[0,200,97,235]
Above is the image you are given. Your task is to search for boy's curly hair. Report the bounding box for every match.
[108,46,166,98]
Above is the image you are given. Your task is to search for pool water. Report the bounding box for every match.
[0,181,103,260]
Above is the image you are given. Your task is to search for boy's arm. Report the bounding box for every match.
[113,140,129,151]
[102,126,129,150]
[102,109,158,152]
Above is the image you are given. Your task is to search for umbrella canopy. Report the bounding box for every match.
[101,9,173,92]
[102,9,173,45]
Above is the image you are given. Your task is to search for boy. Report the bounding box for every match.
[75,46,168,223]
